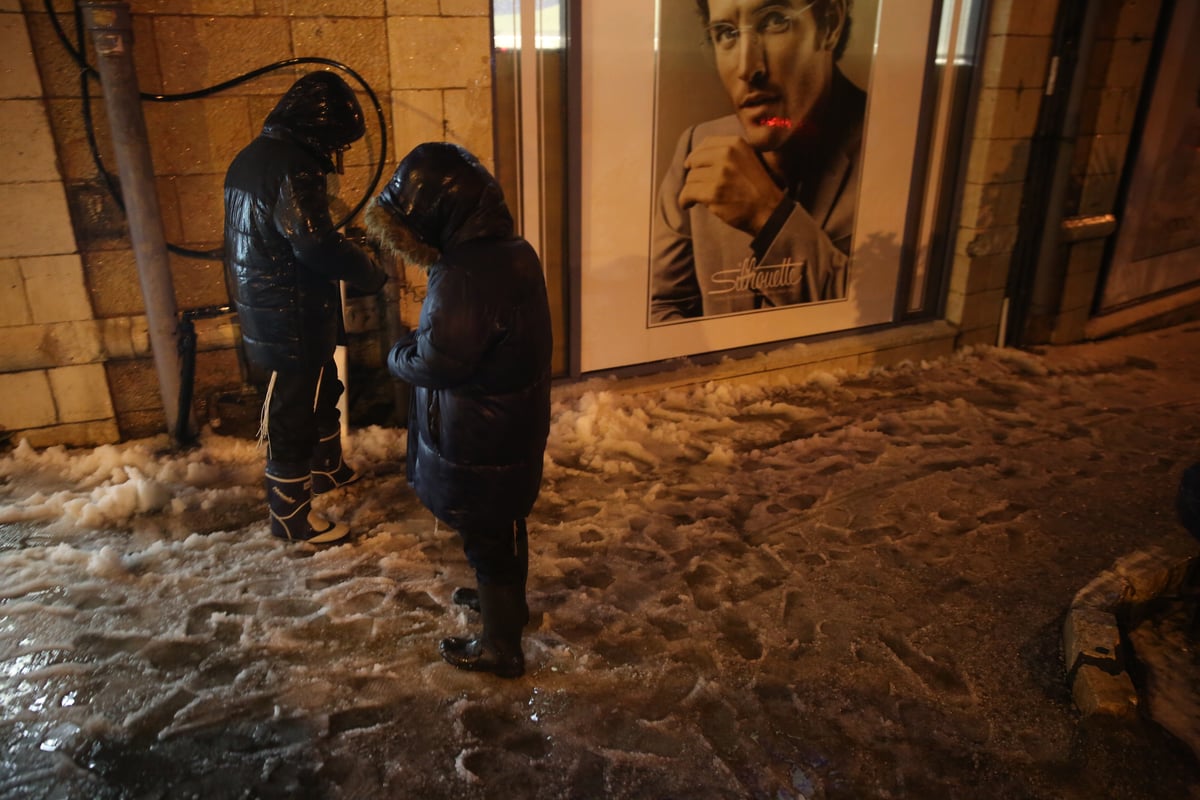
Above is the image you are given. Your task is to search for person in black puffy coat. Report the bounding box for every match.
[224,71,387,545]
[365,142,553,678]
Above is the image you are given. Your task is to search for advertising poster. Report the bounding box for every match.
[578,0,935,372]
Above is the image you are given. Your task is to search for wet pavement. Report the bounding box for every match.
[1,322,1199,799]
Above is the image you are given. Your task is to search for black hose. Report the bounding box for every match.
[44,1,388,260]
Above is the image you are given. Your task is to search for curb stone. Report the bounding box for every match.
[1063,546,1199,717]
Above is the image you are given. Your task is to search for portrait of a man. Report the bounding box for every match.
[649,0,868,324]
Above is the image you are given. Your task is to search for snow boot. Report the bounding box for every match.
[310,431,359,495]
[266,461,349,544]
[439,583,526,678]
[451,521,530,625]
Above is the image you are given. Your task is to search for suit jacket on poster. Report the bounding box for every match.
[650,69,867,323]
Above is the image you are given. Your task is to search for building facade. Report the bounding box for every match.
[0,0,1196,448]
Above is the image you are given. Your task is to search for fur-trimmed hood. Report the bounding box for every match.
[365,143,515,267]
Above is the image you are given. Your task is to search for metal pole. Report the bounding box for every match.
[82,2,191,444]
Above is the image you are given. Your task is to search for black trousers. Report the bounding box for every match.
[265,358,344,464]
[459,518,528,586]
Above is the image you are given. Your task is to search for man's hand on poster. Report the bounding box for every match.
[678,135,785,237]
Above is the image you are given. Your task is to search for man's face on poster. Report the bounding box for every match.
[704,0,843,153]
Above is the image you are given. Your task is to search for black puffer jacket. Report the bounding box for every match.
[224,71,386,371]
[366,143,553,529]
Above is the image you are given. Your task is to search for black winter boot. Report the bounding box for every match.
[451,521,530,625]
[266,461,349,544]
[311,431,359,495]
[440,583,526,678]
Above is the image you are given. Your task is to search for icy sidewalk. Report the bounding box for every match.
[1,323,1199,799]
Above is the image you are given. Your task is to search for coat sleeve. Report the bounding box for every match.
[275,166,388,294]
[649,127,703,322]
[387,267,493,389]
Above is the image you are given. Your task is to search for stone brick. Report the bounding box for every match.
[390,89,444,161]
[0,369,56,429]
[1063,607,1122,671]
[99,316,152,360]
[257,0,382,14]
[444,86,494,165]
[40,321,106,366]
[955,325,1002,348]
[1072,570,1131,610]
[22,12,100,101]
[18,419,120,448]
[944,288,965,326]
[326,163,377,226]
[1113,547,1186,604]
[386,0,438,13]
[21,254,93,324]
[171,173,226,248]
[117,407,167,440]
[0,12,41,99]
[168,249,229,311]
[0,182,77,258]
[0,322,106,371]
[965,137,1030,184]
[0,259,31,326]
[156,175,184,245]
[440,0,489,15]
[106,357,161,415]
[956,225,1019,259]
[949,251,1011,296]
[129,12,166,97]
[144,96,255,176]
[290,16,391,100]
[387,15,491,91]
[989,0,1059,37]
[1,100,61,184]
[44,99,115,182]
[85,249,143,318]
[48,363,115,422]
[972,87,1044,140]
[981,34,1053,91]
[128,0,255,12]
[1071,663,1138,717]
[1051,303,1099,345]
[151,15,293,97]
[957,288,1007,332]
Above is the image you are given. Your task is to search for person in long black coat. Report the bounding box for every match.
[224,71,387,545]
[366,143,553,678]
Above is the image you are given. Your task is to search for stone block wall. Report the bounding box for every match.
[5,0,493,446]
[948,0,1164,348]
[947,0,1060,348]
[0,3,119,448]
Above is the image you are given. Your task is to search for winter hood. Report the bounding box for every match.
[262,71,365,167]
[365,142,515,268]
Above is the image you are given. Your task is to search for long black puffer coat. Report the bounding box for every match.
[366,143,553,530]
[224,71,386,372]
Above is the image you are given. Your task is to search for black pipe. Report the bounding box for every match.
[176,305,234,447]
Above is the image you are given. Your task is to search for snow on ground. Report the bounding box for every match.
[1,324,1199,799]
